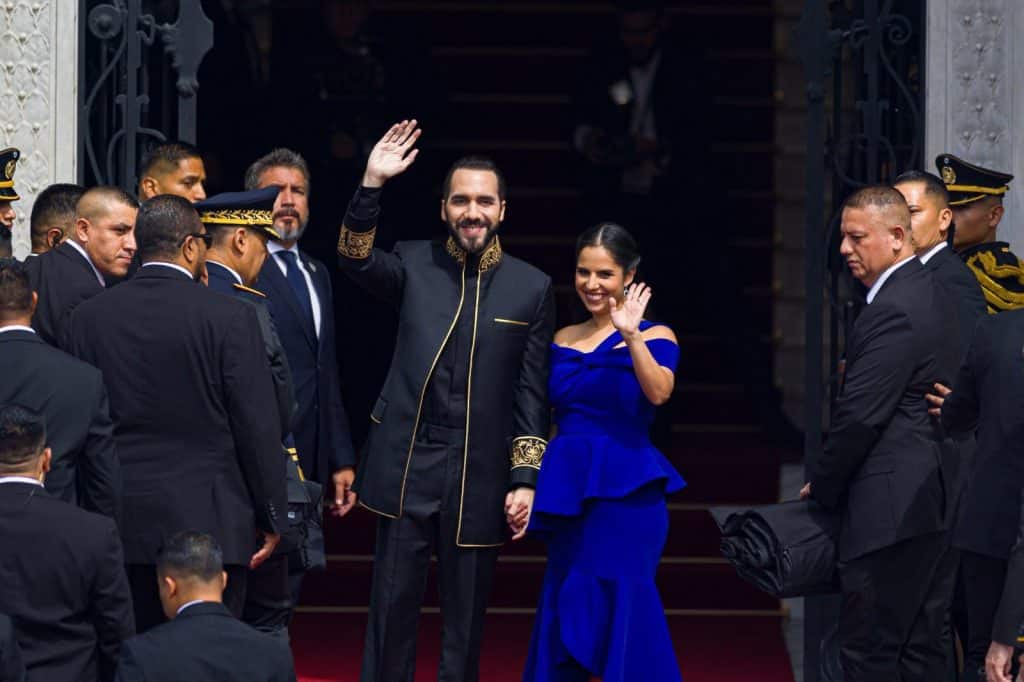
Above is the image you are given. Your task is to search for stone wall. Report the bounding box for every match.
[0,1,78,258]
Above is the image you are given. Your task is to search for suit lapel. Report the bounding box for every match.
[258,257,317,351]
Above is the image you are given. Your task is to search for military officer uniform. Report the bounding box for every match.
[937,154,1024,313]
[196,188,316,638]
[0,147,19,258]
[338,184,555,682]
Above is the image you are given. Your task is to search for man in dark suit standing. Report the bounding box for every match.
[66,195,286,633]
[927,308,1024,682]
[802,186,959,681]
[984,494,1024,682]
[0,259,119,521]
[25,186,138,347]
[0,404,134,681]
[115,532,295,682]
[246,149,356,515]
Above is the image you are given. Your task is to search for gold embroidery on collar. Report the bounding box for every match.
[338,225,376,259]
[511,436,546,469]
[445,236,503,272]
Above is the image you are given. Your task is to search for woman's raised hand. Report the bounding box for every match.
[609,282,651,338]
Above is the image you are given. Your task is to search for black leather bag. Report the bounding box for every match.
[285,451,325,572]
[710,500,841,598]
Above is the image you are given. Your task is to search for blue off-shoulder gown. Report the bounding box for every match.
[523,321,686,682]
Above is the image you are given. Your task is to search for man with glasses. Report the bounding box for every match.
[66,194,286,633]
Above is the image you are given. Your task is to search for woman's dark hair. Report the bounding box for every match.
[575,222,642,273]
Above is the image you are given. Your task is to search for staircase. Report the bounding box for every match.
[233,1,795,679]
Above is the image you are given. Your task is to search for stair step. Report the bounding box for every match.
[299,559,779,611]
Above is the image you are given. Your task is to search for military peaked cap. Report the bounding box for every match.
[195,186,281,240]
[936,153,1013,206]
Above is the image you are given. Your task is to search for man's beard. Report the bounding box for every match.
[447,216,500,254]
[273,209,308,242]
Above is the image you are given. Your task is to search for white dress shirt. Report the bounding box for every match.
[918,240,948,265]
[0,325,35,335]
[141,261,196,280]
[866,255,916,304]
[67,239,106,287]
[0,476,44,487]
[267,241,322,337]
[176,599,207,616]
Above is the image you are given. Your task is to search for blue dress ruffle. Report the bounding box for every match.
[523,322,685,682]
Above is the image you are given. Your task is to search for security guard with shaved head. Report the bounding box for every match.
[937,154,1024,313]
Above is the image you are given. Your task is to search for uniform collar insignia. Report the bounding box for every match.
[445,235,503,272]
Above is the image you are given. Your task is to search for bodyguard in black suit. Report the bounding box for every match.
[0,404,134,682]
[805,186,960,681]
[24,187,138,348]
[895,170,989,681]
[984,494,1024,682]
[66,195,286,633]
[928,309,1024,681]
[338,122,554,681]
[115,532,295,682]
[246,149,356,510]
[0,259,120,522]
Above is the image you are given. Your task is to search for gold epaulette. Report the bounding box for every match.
[964,246,1024,313]
[511,436,547,469]
[232,282,267,298]
[338,224,376,259]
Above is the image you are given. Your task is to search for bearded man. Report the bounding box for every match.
[337,120,554,682]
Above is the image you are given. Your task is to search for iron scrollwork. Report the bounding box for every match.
[80,1,213,191]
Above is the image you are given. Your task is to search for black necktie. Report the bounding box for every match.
[276,250,314,329]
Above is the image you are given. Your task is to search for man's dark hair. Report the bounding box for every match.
[894,170,951,208]
[442,156,507,201]
[135,194,201,262]
[156,531,224,582]
[0,258,32,319]
[0,404,46,471]
[576,222,642,273]
[139,142,203,179]
[244,148,311,194]
[843,185,912,231]
[30,183,85,248]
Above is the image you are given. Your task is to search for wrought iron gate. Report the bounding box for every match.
[78,0,213,192]
[793,1,925,680]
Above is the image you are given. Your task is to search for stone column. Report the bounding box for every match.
[0,1,78,258]
[926,0,1022,250]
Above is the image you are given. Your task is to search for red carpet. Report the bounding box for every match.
[291,612,793,682]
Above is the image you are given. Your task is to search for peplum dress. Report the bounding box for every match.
[523,322,686,682]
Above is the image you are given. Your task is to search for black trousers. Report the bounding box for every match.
[128,563,248,633]
[243,553,294,639]
[958,551,1011,682]
[838,531,952,681]
[360,424,500,682]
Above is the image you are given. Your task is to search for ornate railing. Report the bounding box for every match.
[78,0,213,191]
[793,1,925,680]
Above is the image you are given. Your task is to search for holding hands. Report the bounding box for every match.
[362,119,422,188]
[505,488,535,541]
[610,283,653,340]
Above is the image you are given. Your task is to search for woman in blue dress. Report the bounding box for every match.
[517,223,685,681]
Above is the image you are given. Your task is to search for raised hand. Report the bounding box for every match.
[609,282,652,339]
[362,120,422,188]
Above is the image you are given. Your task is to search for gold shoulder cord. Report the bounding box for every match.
[338,225,376,259]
